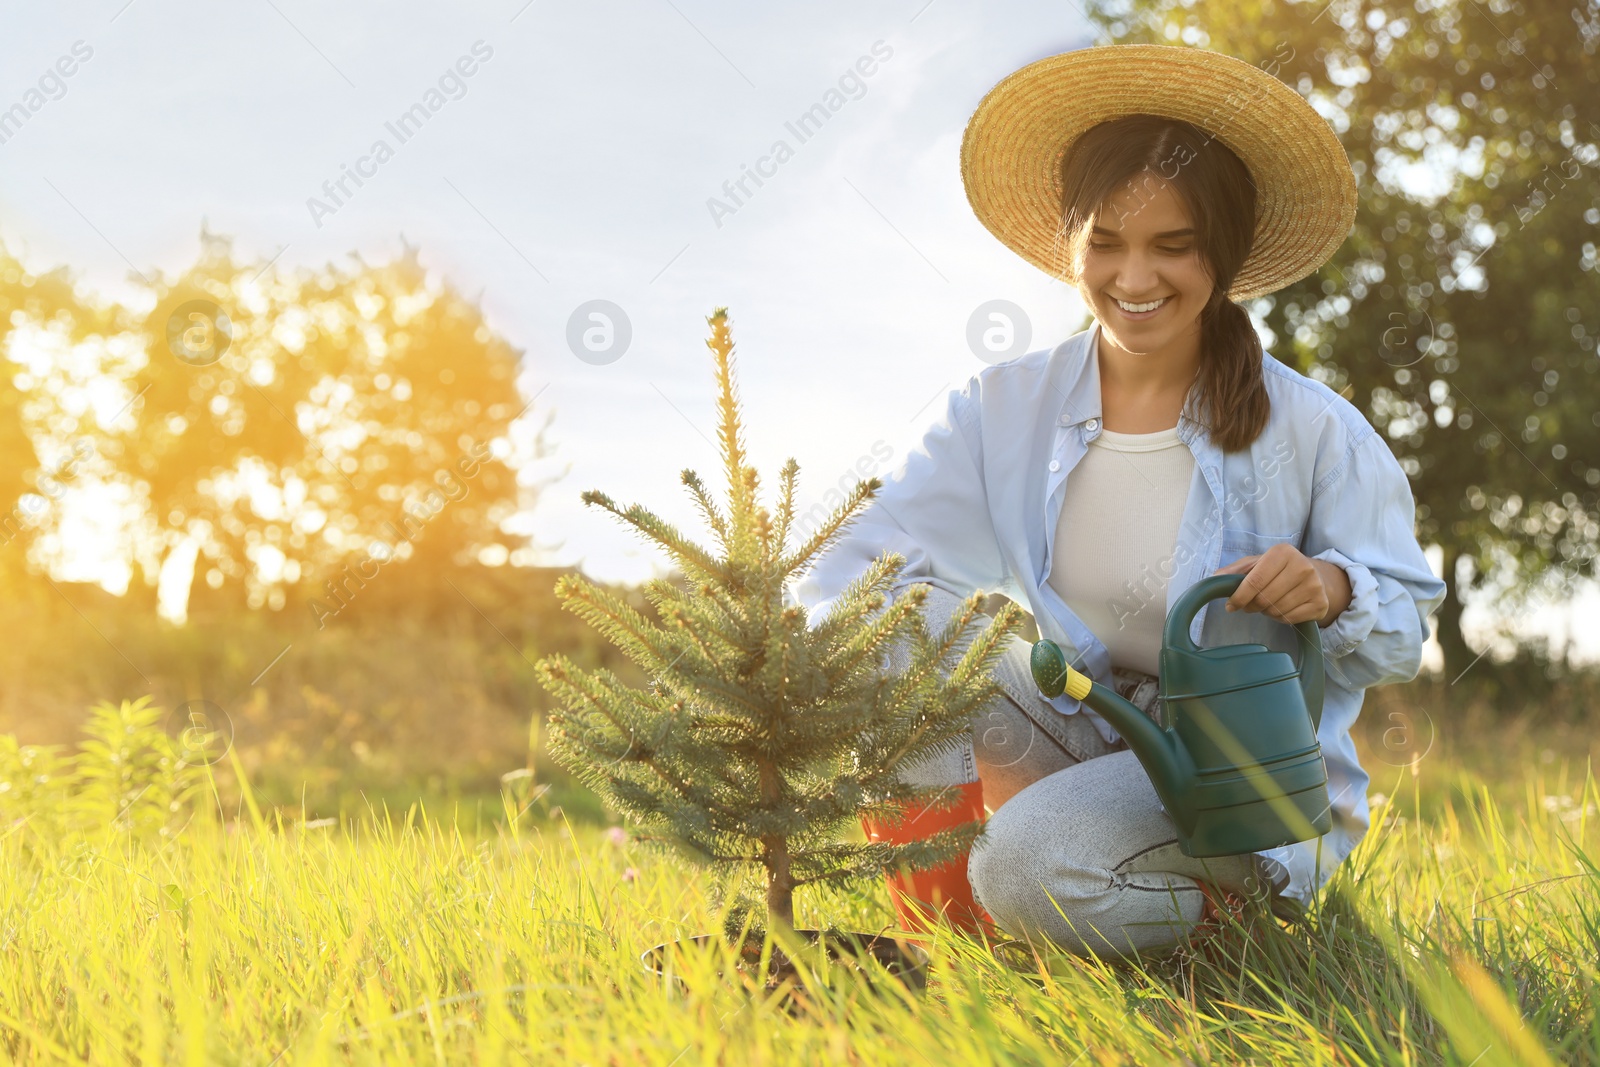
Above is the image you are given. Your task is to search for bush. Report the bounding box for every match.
[0,696,212,842]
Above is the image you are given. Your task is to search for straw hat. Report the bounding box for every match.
[960,44,1357,301]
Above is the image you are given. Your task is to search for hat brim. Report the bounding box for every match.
[960,44,1356,302]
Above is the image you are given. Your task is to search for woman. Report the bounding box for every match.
[791,45,1447,958]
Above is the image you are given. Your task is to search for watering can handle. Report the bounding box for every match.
[1165,573,1325,733]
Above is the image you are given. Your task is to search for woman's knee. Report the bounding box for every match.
[970,835,1196,956]
[967,795,1109,943]
[966,768,1209,957]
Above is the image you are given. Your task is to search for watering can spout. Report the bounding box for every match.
[1029,642,1194,834]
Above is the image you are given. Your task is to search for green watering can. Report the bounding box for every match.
[1030,573,1332,858]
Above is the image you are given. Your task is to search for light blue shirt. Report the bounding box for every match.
[790,321,1447,905]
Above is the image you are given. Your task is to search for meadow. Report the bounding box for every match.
[1,671,1596,1066]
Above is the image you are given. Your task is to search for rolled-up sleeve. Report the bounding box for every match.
[790,379,1008,628]
[1302,427,1446,690]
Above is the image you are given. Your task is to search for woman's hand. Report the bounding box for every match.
[1211,543,1352,627]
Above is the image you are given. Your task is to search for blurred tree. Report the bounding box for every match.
[1087,0,1600,678]
[0,242,115,593]
[117,229,549,622]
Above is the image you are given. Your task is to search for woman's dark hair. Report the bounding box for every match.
[1055,114,1268,453]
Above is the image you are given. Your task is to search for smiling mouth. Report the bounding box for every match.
[1113,296,1171,314]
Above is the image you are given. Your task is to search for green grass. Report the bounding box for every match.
[0,696,1597,1065]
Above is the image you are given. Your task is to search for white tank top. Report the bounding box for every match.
[1046,424,1195,676]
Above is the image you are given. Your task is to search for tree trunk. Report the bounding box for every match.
[765,844,794,932]
[759,759,795,933]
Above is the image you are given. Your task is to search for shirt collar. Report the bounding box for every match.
[1054,320,1207,436]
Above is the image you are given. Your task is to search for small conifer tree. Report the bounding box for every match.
[534,307,1024,942]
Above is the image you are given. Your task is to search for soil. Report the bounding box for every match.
[641,928,931,1001]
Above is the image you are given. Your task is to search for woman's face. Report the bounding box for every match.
[1074,176,1214,358]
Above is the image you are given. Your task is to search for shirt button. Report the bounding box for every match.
[1085,418,1099,431]
[1048,459,1061,472]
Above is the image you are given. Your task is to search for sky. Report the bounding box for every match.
[0,0,1592,662]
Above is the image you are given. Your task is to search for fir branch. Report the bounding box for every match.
[657,602,742,679]
[821,582,931,692]
[692,579,755,647]
[790,865,880,890]
[680,469,730,549]
[684,714,756,739]
[551,573,681,674]
[636,737,754,803]
[538,660,669,764]
[771,458,800,559]
[931,600,1026,698]
[775,781,868,835]
[864,659,985,793]
[868,589,1002,746]
[876,686,978,779]
[758,712,873,768]
[640,575,693,615]
[748,605,800,716]
[632,749,744,824]
[746,555,786,614]
[806,552,904,648]
[652,649,781,727]
[789,841,920,886]
[537,656,651,731]
[776,475,881,577]
[645,600,750,700]
[852,720,977,798]
[633,826,756,867]
[923,588,996,667]
[867,823,986,876]
[704,309,752,554]
[787,822,983,888]
[580,489,730,586]
[539,658,746,822]
[755,500,774,566]
[608,776,670,821]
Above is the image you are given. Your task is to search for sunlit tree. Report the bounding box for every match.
[0,241,116,592]
[112,230,544,620]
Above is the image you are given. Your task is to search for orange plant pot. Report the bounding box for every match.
[860,779,1003,939]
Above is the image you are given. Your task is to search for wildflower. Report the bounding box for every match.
[622,866,639,883]
[604,825,629,846]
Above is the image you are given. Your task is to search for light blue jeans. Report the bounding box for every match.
[892,585,1286,958]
